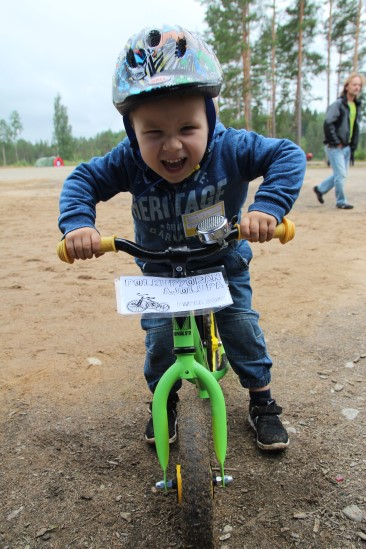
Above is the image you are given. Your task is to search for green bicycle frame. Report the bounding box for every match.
[152,312,229,488]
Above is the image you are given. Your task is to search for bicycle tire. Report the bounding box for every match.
[178,397,214,548]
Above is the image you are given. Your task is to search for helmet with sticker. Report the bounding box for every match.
[112,24,223,115]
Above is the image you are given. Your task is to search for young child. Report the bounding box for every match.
[58,25,306,451]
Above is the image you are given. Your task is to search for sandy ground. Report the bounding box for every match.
[0,163,365,548]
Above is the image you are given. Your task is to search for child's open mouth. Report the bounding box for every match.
[161,158,186,172]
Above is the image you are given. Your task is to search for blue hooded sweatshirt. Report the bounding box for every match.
[59,121,306,270]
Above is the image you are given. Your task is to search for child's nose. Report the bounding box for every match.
[163,136,182,152]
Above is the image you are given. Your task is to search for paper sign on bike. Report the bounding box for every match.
[115,272,233,316]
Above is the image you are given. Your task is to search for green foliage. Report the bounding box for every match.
[9,111,23,163]
[301,109,326,157]
[0,130,126,167]
[0,119,11,165]
[9,111,23,141]
[73,130,126,160]
[0,112,24,165]
[332,0,359,78]
[53,94,74,160]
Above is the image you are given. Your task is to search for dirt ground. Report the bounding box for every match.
[0,163,365,549]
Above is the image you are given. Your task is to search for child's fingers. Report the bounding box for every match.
[66,228,101,260]
[240,213,277,243]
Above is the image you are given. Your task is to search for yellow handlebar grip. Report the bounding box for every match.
[235,217,295,244]
[56,240,74,263]
[99,236,117,254]
[274,217,295,244]
[56,236,117,264]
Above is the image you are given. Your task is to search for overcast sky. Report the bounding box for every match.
[1,0,207,143]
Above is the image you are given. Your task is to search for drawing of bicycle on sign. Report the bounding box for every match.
[127,293,170,313]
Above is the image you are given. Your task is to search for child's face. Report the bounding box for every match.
[130,94,209,184]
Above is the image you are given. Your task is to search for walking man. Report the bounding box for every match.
[313,72,364,209]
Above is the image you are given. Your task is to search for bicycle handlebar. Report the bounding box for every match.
[57,217,295,265]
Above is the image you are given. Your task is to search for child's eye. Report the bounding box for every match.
[144,129,162,136]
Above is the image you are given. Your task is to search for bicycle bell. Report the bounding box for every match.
[196,215,230,246]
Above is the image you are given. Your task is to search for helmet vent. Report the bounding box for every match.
[147,30,161,47]
[126,48,137,68]
[176,37,187,58]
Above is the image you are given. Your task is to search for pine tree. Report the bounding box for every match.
[9,111,23,164]
[276,0,325,145]
[332,0,366,89]
[200,0,261,129]
[53,94,74,160]
[0,119,11,166]
[250,1,279,136]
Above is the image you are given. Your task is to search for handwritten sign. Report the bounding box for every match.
[115,272,233,316]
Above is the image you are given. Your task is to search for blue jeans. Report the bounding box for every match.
[318,146,351,206]
[141,243,272,394]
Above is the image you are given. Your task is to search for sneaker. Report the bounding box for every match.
[248,399,289,451]
[145,394,178,445]
[313,186,324,204]
[336,203,354,209]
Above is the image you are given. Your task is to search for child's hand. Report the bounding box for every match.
[240,212,277,243]
[64,227,103,260]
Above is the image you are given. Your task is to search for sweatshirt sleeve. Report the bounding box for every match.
[236,131,306,222]
[323,100,342,146]
[58,142,133,236]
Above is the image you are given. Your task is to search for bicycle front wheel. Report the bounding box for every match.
[177,396,214,548]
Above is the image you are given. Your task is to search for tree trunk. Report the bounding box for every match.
[2,144,7,166]
[242,2,252,130]
[295,0,304,146]
[327,0,333,108]
[270,0,277,137]
[353,0,362,70]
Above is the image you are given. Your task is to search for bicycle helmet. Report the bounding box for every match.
[112,25,223,115]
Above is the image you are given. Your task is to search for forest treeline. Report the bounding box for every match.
[1,0,365,166]
[0,128,127,167]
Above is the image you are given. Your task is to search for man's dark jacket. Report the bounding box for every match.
[323,95,361,153]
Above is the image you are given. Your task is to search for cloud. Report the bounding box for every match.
[1,0,206,143]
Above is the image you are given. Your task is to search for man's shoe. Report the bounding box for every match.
[145,394,178,445]
[313,186,324,204]
[337,203,354,209]
[248,399,289,451]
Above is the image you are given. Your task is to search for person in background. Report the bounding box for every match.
[313,72,364,210]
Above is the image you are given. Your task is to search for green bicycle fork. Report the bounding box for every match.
[152,315,228,489]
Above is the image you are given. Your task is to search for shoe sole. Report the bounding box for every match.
[145,432,177,445]
[313,187,324,204]
[145,415,178,446]
[248,415,289,451]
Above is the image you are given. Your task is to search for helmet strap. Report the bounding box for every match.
[123,115,139,149]
[205,96,217,146]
